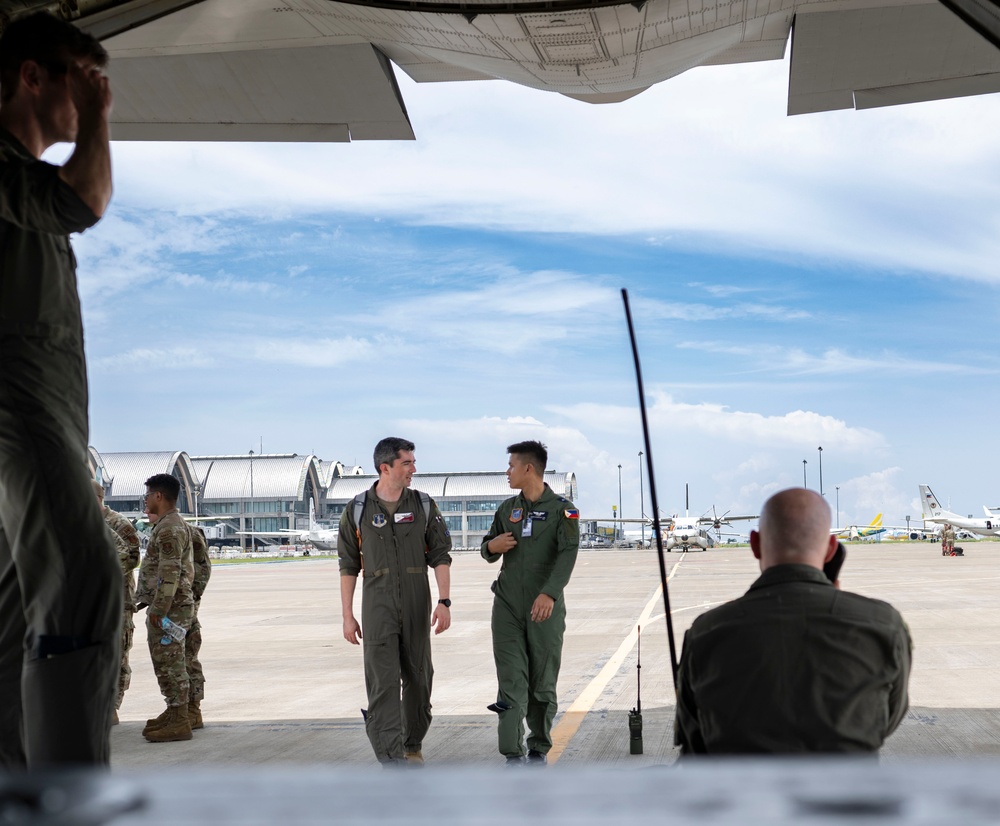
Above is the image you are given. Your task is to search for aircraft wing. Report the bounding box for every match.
[698,514,758,525]
[0,0,993,144]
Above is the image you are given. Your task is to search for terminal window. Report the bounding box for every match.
[467,501,500,512]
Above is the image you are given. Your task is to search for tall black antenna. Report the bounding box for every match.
[622,289,679,686]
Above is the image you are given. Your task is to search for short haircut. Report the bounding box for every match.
[145,473,180,503]
[507,440,548,475]
[373,437,415,474]
[758,488,831,559]
[91,479,105,500]
[0,12,108,102]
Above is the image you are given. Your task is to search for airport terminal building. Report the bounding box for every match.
[89,449,578,551]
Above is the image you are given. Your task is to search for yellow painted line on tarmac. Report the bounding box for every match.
[548,557,685,764]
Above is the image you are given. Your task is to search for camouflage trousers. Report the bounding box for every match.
[116,609,134,710]
[186,602,205,703]
[145,604,194,707]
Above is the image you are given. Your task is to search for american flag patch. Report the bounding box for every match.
[564,509,579,519]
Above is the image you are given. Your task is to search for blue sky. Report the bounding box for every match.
[66,55,1000,529]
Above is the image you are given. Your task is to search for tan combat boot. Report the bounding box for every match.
[144,705,192,743]
[142,707,170,736]
[188,700,203,730]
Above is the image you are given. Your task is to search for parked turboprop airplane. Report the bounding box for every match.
[919,484,1000,538]
[2,0,997,143]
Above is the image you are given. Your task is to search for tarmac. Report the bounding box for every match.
[110,540,1000,769]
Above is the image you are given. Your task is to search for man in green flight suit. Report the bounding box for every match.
[482,440,580,766]
[339,437,452,766]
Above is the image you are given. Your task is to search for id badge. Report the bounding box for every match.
[522,516,533,538]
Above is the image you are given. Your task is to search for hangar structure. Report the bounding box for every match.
[89,449,577,550]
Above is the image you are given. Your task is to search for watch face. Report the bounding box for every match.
[439,599,451,607]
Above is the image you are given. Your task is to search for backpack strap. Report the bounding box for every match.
[350,492,367,572]
[351,490,433,568]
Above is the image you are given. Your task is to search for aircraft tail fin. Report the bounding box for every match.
[920,485,958,519]
[871,513,883,528]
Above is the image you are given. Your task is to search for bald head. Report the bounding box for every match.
[750,488,837,571]
[91,479,105,502]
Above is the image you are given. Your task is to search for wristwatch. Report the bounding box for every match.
[438,598,452,608]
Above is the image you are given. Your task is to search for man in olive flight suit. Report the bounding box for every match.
[135,473,195,743]
[339,437,452,766]
[0,12,118,768]
[482,440,580,766]
[674,488,911,754]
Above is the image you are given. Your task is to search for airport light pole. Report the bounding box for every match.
[818,446,824,496]
[638,451,645,548]
[906,515,911,537]
[618,464,623,542]
[836,486,840,528]
[802,459,807,488]
[249,449,255,552]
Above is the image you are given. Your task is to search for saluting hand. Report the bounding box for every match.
[68,61,113,122]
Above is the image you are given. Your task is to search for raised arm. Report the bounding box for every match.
[57,62,112,218]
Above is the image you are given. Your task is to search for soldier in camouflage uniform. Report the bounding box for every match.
[135,473,194,743]
[92,480,141,722]
[186,525,211,728]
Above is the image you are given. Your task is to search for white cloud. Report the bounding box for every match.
[550,392,886,452]
[677,341,999,376]
[105,61,1000,281]
[92,347,214,370]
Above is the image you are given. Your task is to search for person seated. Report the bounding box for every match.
[674,488,912,755]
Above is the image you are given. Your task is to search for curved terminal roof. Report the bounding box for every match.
[317,459,366,489]
[98,451,198,498]
[90,450,578,510]
[192,454,321,501]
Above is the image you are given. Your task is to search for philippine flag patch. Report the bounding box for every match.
[564,509,579,519]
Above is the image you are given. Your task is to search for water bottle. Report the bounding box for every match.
[160,616,187,644]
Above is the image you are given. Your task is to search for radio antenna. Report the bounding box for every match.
[622,289,678,686]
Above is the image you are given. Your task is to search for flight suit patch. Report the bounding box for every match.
[530,511,548,521]
[372,514,387,528]
[509,509,523,523]
[395,512,414,523]
[564,509,579,519]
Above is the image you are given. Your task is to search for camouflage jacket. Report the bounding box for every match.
[104,507,141,611]
[136,509,194,616]
[189,525,212,600]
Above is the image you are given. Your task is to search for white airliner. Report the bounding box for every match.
[237,504,339,550]
[919,484,1000,538]
[10,0,996,143]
